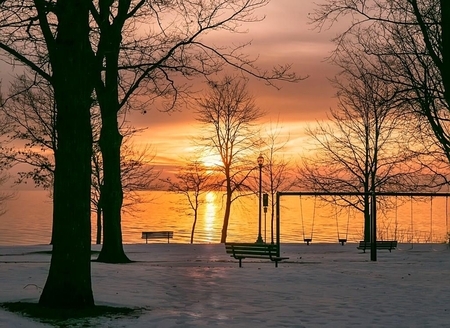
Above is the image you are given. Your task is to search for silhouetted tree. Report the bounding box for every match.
[195,75,264,243]
[0,90,15,214]
[1,75,159,245]
[92,132,160,245]
[260,123,295,243]
[164,160,213,244]
[312,0,450,164]
[297,47,427,241]
[2,0,96,308]
[90,0,301,263]
[0,76,56,190]
[0,0,301,307]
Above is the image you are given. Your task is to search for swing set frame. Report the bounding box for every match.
[276,191,450,261]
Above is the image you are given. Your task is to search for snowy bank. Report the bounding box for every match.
[0,243,449,327]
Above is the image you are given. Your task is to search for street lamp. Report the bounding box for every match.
[256,153,264,243]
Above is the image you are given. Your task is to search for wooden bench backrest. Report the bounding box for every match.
[225,243,279,256]
[142,231,173,239]
[358,240,397,247]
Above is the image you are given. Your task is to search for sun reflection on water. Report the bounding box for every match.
[202,192,217,242]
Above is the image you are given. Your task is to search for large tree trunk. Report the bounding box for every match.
[95,59,128,262]
[96,202,102,245]
[96,109,129,263]
[39,0,94,308]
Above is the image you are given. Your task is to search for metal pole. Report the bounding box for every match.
[276,192,281,255]
[256,163,263,243]
[264,208,267,242]
[370,191,377,261]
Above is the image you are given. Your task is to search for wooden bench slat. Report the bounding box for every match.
[357,240,397,253]
[225,242,288,267]
[142,231,174,243]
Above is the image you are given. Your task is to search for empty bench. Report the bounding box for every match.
[142,231,173,244]
[357,240,398,253]
[225,242,289,267]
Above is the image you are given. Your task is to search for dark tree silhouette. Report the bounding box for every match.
[164,160,213,244]
[297,45,428,241]
[260,123,295,243]
[90,0,302,263]
[312,0,450,164]
[195,75,264,243]
[1,1,97,308]
[91,127,160,245]
[0,75,158,246]
[0,0,301,307]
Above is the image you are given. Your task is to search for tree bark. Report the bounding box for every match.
[39,0,94,308]
[441,0,450,106]
[95,65,128,263]
[93,7,130,263]
[96,108,129,263]
[191,209,198,244]
[220,179,232,243]
[96,202,102,245]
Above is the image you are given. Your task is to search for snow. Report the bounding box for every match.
[1,243,449,327]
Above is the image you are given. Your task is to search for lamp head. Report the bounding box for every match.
[257,153,264,166]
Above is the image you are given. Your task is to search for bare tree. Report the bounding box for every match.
[0,0,301,307]
[195,75,264,243]
[260,123,295,243]
[92,134,160,245]
[0,91,15,214]
[90,0,302,263]
[0,75,56,190]
[311,0,450,165]
[0,1,96,307]
[1,75,159,245]
[164,160,213,244]
[297,48,426,241]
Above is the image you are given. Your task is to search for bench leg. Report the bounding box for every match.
[275,260,278,268]
[239,258,242,268]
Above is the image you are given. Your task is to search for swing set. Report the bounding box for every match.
[279,191,450,248]
[299,195,315,245]
[396,195,448,245]
[335,205,350,245]
[299,195,350,245]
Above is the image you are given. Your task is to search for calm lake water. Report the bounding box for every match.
[0,190,449,245]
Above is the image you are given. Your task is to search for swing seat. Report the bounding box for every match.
[338,238,347,246]
[304,238,312,245]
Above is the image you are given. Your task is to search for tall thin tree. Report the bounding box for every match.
[195,75,264,243]
[164,160,213,244]
[298,47,426,241]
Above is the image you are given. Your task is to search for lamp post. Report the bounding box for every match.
[256,154,264,243]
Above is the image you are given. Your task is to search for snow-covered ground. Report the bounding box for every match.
[1,243,449,327]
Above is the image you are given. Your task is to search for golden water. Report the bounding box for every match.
[0,190,449,245]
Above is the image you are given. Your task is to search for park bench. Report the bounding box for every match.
[142,231,173,244]
[225,242,289,267]
[357,240,398,253]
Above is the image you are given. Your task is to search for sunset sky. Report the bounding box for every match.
[0,0,343,182]
[127,0,342,175]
